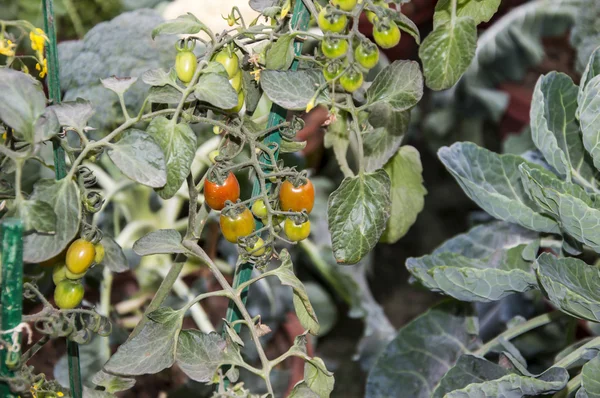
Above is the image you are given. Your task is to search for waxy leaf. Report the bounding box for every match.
[33,107,60,143]
[92,371,135,393]
[24,179,81,263]
[578,46,600,116]
[101,77,138,95]
[432,355,508,397]
[194,73,239,109]
[433,0,501,27]
[394,13,421,44]
[580,353,600,398]
[363,104,410,172]
[51,99,95,133]
[133,229,185,256]
[261,69,329,110]
[304,357,334,398]
[266,34,295,70]
[152,13,211,39]
[328,170,391,264]
[578,74,600,172]
[142,68,174,87]
[107,129,167,188]
[289,382,320,398]
[100,236,129,273]
[366,60,423,111]
[13,200,57,235]
[146,117,197,199]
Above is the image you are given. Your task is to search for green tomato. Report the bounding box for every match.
[321,37,349,59]
[332,0,357,11]
[245,237,267,256]
[227,91,245,113]
[252,199,268,219]
[318,6,347,33]
[340,67,364,92]
[366,0,388,23]
[229,71,243,92]
[54,280,84,309]
[373,20,401,49]
[354,41,379,69]
[175,50,197,83]
[213,51,240,77]
[208,150,220,164]
[323,61,343,81]
[52,264,67,285]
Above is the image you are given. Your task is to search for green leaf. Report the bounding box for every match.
[304,357,334,398]
[194,73,239,109]
[261,69,329,110]
[133,229,185,256]
[33,107,60,143]
[580,353,600,398]
[23,179,81,263]
[366,60,423,111]
[365,301,478,398]
[104,309,183,375]
[394,13,421,44]
[432,355,508,397]
[328,170,391,264]
[407,244,536,302]
[101,76,138,95]
[148,85,193,104]
[324,111,350,174]
[92,370,136,393]
[531,72,596,184]
[578,74,600,172]
[141,68,173,87]
[152,13,212,39]
[433,0,501,27]
[380,146,427,244]
[289,382,320,398]
[272,250,320,335]
[107,129,167,188]
[419,17,477,91]
[101,236,129,273]
[175,330,244,382]
[0,68,46,142]
[536,253,600,322]
[578,46,600,112]
[438,142,559,233]
[266,34,295,70]
[363,104,410,172]
[13,199,57,235]
[146,117,197,199]
[249,0,278,12]
[51,99,95,132]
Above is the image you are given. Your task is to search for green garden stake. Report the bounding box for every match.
[43,1,83,396]
[224,0,311,333]
[0,219,24,398]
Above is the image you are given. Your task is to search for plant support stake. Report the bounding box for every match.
[42,1,83,396]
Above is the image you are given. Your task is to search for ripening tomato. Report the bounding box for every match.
[228,91,245,113]
[284,218,311,242]
[94,243,105,264]
[66,239,96,275]
[252,199,269,219]
[54,280,84,309]
[321,38,349,59]
[204,172,240,211]
[373,20,401,49]
[175,50,197,83]
[213,51,240,78]
[220,207,255,243]
[340,67,364,92]
[354,41,379,69]
[246,237,266,256]
[332,0,358,11]
[318,6,347,33]
[230,71,243,92]
[279,179,315,214]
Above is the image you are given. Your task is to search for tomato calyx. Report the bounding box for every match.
[175,37,197,53]
[206,164,232,186]
[221,201,249,219]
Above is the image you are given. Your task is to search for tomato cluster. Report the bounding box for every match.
[318,0,402,93]
[213,49,244,113]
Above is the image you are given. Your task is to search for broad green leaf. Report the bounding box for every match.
[148,85,193,104]
[363,104,410,172]
[366,60,423,111]
[438,142,559,233]
[103,309,183,375]
[175,330,244,382]
[141,68,173,87]
[536,253,600,322]
[261,69,329,110]
[580,353,600,398]
[101,76,138,95]
[289,382,320,398]
[531,72,596,184]
[101,236,129,273]
[432,355,508,397]
[50,99,95,132]
[328,170,391,264]
[133,229,185,256]
[578,74,600,171]
[194,73,239,109]
[107,129,167,188]
[365,301,478,398]
[33,107,60,143]
[0,68,46,142]
[407,245,536,302]
[578,46,600,114]
[146,117,197,199]
[433,0,501,27]
[419,17,477,91]
[381,146,426,243]
[23,179,81,263]
[266,34,295,70]
[92,370,135,393]
[13,199,57,235]
[304,357,334,398]
[152,13,212,39]
[272,250,320,335]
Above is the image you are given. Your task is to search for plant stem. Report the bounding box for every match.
[554,336,600,369]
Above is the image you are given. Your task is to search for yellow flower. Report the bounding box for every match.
[0,39,16,57]
[29,28,47,52]
[57,392,64,397]
[250,68,261,83]
[36,58,48,78]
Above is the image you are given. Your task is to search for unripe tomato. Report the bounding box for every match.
[53,264,67,285]
[66,267,86,280]
[204,172,240,211]
[230,71,243,92]
[321,38,349,59]
[340,67,364,93]
[279,179,315,214]
[54,280,84,309]
[252,199,269,219]
[323,61,343,81]
[228,91,245,113]
[246,237,266,256]
[318,7,347,33]
[66,239,95,275]
[175,50,197,83]
[366,0,388,23]
[284,218,311,242]
[220,207,255,243]
[354,41,379,69]
[94,243,105,264]
[208,150,220,164]
[332,0,357,11]
[213,51,240,78]
[213,125,222,135]
[373,20,401,49]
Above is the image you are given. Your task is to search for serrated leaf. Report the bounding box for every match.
[92,370,136,393]
[381,146,426,243]
[13,199,57,235]
[152,13,211,39]
[142,68,173,86]
[101,76,138,95]
[419,17,477,91]
[23,179,81,263]
[50,98,95,132]
[433,0,501,28]
[304,357,334,398]
[365,301,478,398]
[101,235,129,273]
[194,73,239,109]
[366,60,423,111]
[580,353,600,398]
[146,117,197,199]
[107,129,167,188]
[363,104,410,172]
[133,229,185,256]
[438,142,559,233]
[266,34,295,70]
[327,170,391,264]
[261,69,329,110]
[175,330,244,382]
